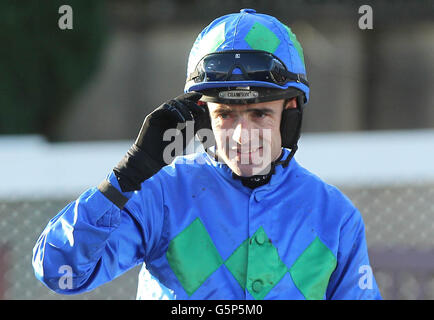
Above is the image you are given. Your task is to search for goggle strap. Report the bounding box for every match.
[188,69,308,87]
[279,70,309,87]
[187,69,200,82]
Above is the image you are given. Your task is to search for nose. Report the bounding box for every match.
[232,117,252,145]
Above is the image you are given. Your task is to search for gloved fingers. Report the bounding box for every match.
[174,92,202,103]
[175,92,206,118]
[143,92,207,137]
[165,99,195,122]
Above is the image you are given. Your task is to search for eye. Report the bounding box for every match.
[217,111,231,119]
[252,110,267,118]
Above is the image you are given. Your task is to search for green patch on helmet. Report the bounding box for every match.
[244,22,281,53]
[199,22,226,56]
[284,25,305,66]
[188,22,226,76]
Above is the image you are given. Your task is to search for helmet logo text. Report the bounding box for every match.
[219,90,259,99]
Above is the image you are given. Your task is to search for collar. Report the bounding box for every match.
[232,150,285,189]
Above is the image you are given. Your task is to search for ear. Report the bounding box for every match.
[284,98,297,110]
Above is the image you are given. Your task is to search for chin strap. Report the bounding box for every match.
[274,145,298,169]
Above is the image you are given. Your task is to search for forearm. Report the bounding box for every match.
[32,183,144,294]
[32,93,202,295]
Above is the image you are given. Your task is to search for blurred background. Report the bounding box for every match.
[0,0,433,299]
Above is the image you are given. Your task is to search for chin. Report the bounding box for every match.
[231,163,271,177]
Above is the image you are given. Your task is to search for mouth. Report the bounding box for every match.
[231,146,264,164]
[235,146,262,155]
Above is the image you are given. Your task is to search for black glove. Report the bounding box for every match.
[113,92,206,192]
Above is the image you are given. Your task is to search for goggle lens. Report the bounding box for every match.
[189,51,307,87]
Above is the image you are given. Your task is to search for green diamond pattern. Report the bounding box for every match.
[224,238,249,289]
[166,218,223,296]
[199,22,226,55]
[289,237,337,300]
[167,218,337,299]
[283,24,305,65]
[244,22,281,53]
[243,227,288,300]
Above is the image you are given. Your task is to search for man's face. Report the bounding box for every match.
[207,98,296,177]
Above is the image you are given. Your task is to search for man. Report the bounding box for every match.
[32,9,382,300]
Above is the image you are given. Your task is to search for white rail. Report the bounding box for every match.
[1,129,434,199]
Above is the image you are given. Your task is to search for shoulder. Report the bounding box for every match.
[286,160,367,255]
[291,159,354,205]
[160,152,210,176]
[288,159,359,226]
[148,152,216,188]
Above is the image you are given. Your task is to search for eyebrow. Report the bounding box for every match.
[245,108,274,115]
[213,105,232,113]
[211,106,233,117]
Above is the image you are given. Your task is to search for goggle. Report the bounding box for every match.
[187,50,309,87]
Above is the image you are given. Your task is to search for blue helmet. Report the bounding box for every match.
[185,9,309,105]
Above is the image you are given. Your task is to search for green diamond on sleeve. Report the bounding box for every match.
[289,237,337,300]
[166,218,223,296]
[244,22,281,53]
